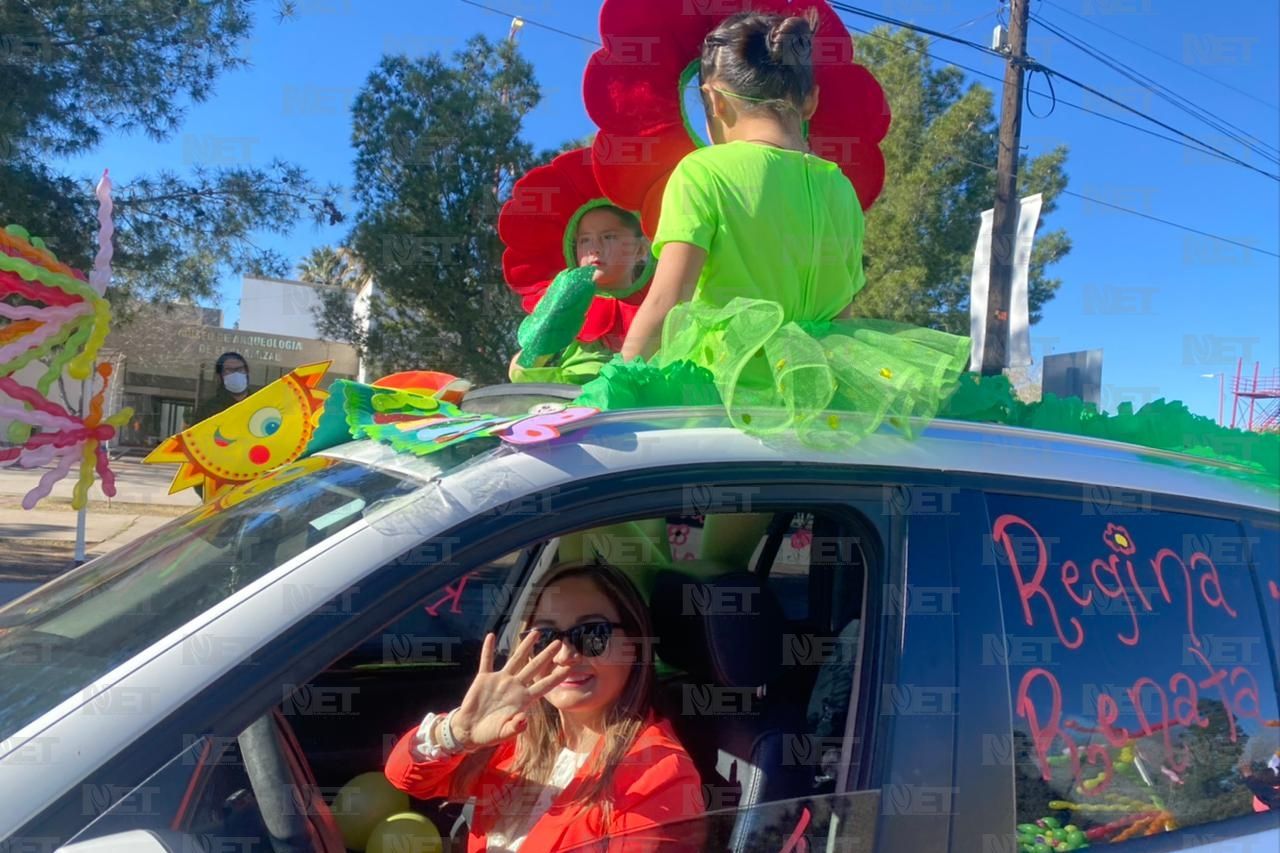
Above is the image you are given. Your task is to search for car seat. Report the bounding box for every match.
[649,570,814,853]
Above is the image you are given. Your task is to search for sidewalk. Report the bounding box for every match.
[0,458,199,582]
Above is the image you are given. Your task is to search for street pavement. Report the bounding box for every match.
[0,456,199,585]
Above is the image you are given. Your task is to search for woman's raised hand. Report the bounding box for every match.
[449,631,570,750]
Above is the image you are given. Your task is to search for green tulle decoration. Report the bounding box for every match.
[939,374,1279,486]
[516,266,598,367]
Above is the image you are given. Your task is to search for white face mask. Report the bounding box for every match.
[223,372,249,394]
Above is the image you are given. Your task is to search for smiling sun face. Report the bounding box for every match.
[146,362,330,500]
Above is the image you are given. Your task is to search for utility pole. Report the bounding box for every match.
[982,0,1030,375]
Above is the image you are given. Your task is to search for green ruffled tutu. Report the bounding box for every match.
[576,296,972,448]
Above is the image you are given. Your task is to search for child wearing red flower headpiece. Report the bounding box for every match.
[578,10,971,446]
[509,204,652,384]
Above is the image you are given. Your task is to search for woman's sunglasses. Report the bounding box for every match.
[521,621,623,657]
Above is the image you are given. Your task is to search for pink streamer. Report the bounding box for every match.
[0,302,91,322]
[0,375,71,418]
[0,403,77,430]
[90,171,113,297]
[22,450,78,509]
[95,445,118,497]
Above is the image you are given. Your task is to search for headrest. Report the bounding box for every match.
[650,570,785,688]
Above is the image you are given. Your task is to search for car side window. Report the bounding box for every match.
[336,549,527,666]
[66,732,274,850]
[988,493,1280,847]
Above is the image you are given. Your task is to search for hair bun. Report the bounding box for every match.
[766,10,818,65]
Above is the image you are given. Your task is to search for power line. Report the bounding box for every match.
[1058,191,1279,259]
[455,0,598,46]
[1036,63,1279,181]
[828,1,1003,57]
[1030,12,1279,165]
[895,128,1279,259]
[1040,0,1278,112]
[841,21,1255,171]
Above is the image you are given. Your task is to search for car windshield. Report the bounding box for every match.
[0,444,466,741]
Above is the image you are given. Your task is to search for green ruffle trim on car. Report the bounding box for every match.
[940,374,1279,485]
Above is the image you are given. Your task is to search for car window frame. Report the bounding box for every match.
[13,460,914,847]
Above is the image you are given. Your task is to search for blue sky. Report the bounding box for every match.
[57,0,1279,422]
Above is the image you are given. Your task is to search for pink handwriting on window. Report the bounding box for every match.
[992,514,1238,649]
[423,571,479,617]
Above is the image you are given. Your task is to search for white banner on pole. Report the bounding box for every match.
[969,193,1042,370]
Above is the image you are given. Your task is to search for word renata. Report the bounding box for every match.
[992,514,1262,795]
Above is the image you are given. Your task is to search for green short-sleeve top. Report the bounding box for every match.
[653,140,866,324]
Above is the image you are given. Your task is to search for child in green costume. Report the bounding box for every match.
[509,205,651,384]
[579,10,971,446]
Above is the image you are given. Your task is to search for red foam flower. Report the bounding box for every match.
[499,148,649,347]
[584,0,890,237]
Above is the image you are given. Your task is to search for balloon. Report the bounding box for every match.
[366,812,443,853]
[330,772,411,851]
[90,170,113,296]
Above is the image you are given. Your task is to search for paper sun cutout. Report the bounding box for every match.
[145,361,330,500]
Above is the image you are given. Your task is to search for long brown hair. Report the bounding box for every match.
[449,561,655,821]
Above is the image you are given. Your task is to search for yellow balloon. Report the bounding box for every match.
[366,812,444,853]
[331,772,411,851]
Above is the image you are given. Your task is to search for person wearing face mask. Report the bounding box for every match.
[190,351,254,426]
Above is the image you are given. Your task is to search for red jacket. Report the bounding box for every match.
[384,716,706,852]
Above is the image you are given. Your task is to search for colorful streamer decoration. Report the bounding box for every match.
[144,362,331,501]
[0,223,130,510]
[0,366,130,510]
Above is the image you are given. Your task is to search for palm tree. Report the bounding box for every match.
[297,245,368,290]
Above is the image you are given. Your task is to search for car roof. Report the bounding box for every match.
[324,406,1279,514]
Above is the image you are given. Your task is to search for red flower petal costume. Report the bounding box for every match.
[584,0,890,236]
[499,148,649,347]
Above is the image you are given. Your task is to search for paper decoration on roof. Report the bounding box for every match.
[583,0,890,237]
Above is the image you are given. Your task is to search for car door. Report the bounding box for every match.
[13,460,942,851]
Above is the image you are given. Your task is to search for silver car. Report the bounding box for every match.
[2,393,1277,853]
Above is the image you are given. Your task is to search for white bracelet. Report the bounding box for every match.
[415,711,464,761]
[439,709,462,752]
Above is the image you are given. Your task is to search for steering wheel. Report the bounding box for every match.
[237,713,345,853]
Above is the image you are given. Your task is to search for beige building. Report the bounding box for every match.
[105,303,359,449]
